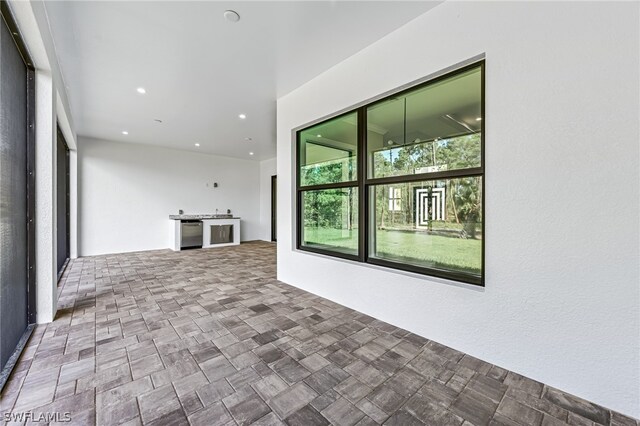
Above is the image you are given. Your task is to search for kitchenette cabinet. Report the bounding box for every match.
[170,214,241,251]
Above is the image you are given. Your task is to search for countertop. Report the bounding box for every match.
[169,214,240,220]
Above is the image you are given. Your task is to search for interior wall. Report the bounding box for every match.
[277,1,639,417]
[79,137,261,256]
[259,157,277,242]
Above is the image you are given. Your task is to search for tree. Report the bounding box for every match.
[370,133,482,237]
[303,132,482,239]
[453,177,481,239]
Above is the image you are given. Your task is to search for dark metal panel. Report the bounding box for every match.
[0,10,29,369]
[56,127,70,276]
[271,175,277,242]
[26,68,35,324]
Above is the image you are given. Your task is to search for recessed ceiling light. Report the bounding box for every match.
[476,117,482,121]
[238,113,246,119]
[137,87,146,94]
[223,10,240,23]
[122,131,129,135]
[195,143,200,147]
[249,152,254,156]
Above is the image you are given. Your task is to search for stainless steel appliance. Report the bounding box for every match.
[211,224,234,244]
[180,220,202,249]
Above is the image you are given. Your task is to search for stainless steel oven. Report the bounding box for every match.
[180,220,202,249]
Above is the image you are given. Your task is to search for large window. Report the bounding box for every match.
[297,112,359,259]
[296,62,484,285]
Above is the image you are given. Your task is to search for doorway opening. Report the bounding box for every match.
[56,126,70,281]
[271,175,277,242]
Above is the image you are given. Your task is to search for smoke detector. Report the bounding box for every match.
[224,10,240,23]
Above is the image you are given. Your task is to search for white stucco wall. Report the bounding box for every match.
[78,138,262,256]
[277,1,639,417]
[34,72,57,324]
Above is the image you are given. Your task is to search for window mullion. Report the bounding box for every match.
[358,108,367,263]
[365,168,484,186]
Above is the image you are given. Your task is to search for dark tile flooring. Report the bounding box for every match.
[0,242,637,426]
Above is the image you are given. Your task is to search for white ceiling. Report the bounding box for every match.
[43,1,439,160]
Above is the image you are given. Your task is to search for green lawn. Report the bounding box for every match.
[303,227,358,256]
[303,227,481,274]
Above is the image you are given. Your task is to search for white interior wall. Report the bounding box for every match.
[78,138,262,256]
[259,158,277,242]
[277,1,639,417]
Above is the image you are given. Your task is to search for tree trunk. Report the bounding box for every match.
[463,214,477,239]
[450,183,460,224]
[379,190,385,229]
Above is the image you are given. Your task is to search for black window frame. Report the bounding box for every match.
[296,60,485,286]
[296,109,361,262]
